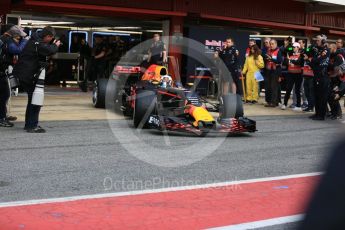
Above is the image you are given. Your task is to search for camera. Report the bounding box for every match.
[286,45,294,56]
[305,45,318,57]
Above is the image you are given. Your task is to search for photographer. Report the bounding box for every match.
[280,37,293,70]
[281,42,304,111]
[304,35,330,121]
[300,40,315,112]
[13,26,61,133]
[0,24,27,127]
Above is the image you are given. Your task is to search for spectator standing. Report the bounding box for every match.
[328,43,343,120]
[262,37,271,104]
[335,38,345,108]
[301,40,315,112]
[281,42,303,111]
[242,44,264,103]
[279,37,293,106]
[264,39,282,107]
[297,39,310,110]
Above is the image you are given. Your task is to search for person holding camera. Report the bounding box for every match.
[5,25,28,120]
[300,39,315,112]
[304,35,330,121]
[0,24,27,127]
[13,26,61,133]
[281,42,304,111]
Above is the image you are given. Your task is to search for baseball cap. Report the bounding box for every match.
[292,42,300,48]
[8,25,27,37]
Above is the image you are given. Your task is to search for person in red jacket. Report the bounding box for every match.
[264,39,282,107]
[281,42,304,111]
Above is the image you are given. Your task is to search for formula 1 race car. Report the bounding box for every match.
[92,64,256,136]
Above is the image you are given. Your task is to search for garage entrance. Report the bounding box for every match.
[7,13,169,91]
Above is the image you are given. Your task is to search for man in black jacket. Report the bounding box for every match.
[215,38,241,96]
[14,26,61,133]
[304,35,330,121]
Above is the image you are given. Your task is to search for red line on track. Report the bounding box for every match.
[0,176,320,230]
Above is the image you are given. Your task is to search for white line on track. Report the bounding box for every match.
[208,214,304,230]
[0,172,322,208]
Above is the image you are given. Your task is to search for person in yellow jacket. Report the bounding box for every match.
[242,44,264,103]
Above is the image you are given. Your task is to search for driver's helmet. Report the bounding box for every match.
[141,64,168,82]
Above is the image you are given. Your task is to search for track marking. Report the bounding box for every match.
[0,172,322,208]
[208,214,304,229]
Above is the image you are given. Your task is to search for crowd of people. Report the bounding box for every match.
[216,35,345,121]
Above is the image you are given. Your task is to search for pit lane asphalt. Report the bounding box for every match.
[1,114,342,204]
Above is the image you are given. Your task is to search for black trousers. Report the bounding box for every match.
[231,70,243,96]
[266,69,280,105]
[0,76,10,120]
[314,77,330,119]
[304,76,315,110]
[21,82,41,129]
[284,73,303,107]
[263,69,271,103]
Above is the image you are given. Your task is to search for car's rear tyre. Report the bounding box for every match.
[134,90,157,128]
[219,94,244,118]
[92,79,108,108]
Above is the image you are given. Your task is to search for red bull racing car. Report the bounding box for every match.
[92,64,256,136]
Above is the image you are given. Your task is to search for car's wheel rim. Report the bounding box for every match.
[92,87,98,105]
